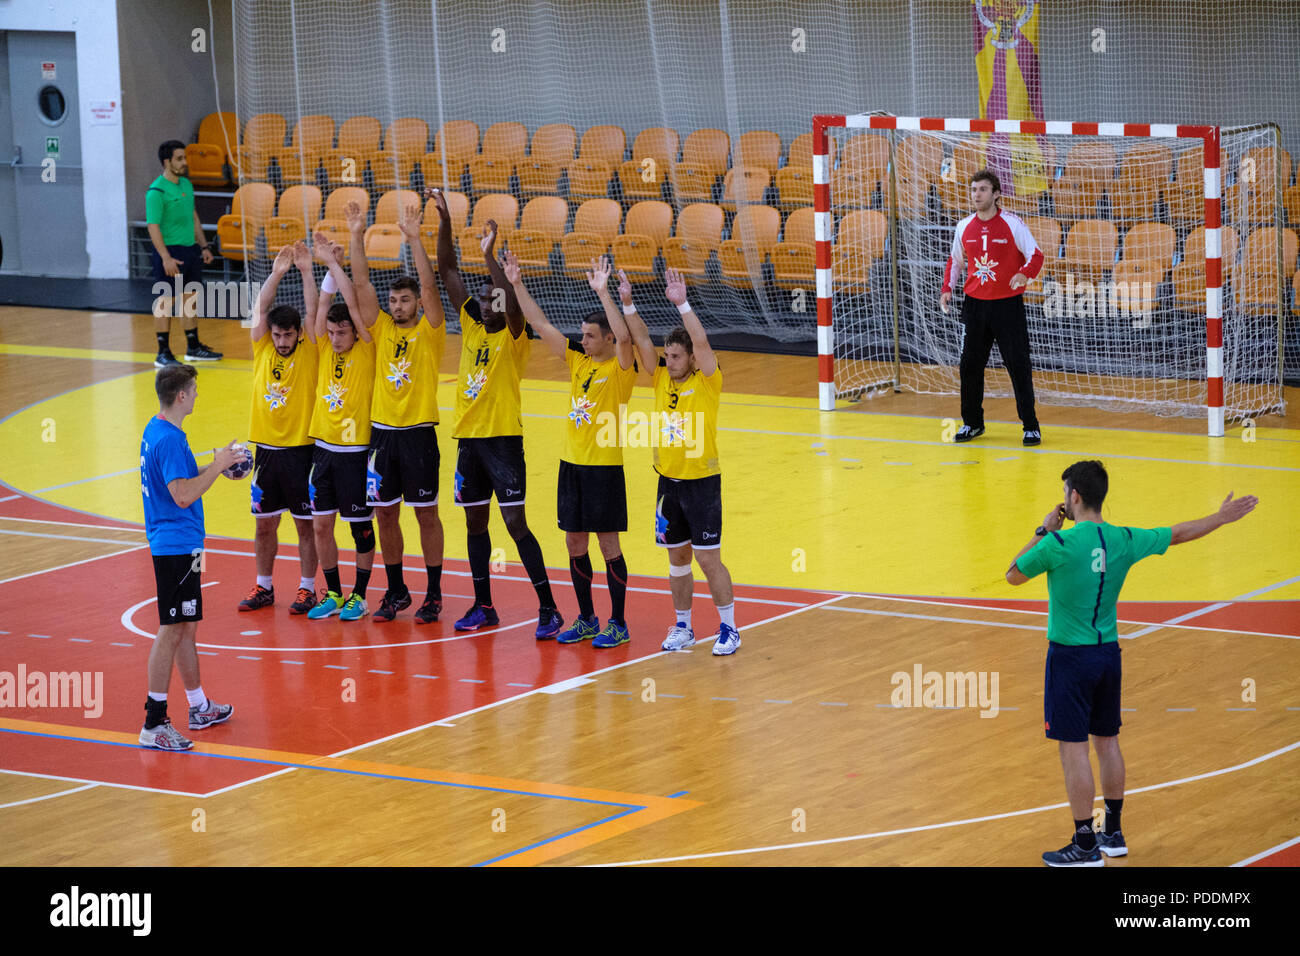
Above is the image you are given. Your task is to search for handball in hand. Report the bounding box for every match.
[222,442,253,480]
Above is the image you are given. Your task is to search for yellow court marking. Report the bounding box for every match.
[0,717,701,867]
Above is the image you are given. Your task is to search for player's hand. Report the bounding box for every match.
[1217,491,1258,524]
[426,187,449,219]
[397,203,421,240]
[586,256,611,294]
[345,200,365,235]
[200,247,214,265]
[312,233,336,264]
[271,245,294,275]
[617,269,633,305]
[212,443,240,473]
[1042,503,1066,533]
[502,249,521,286]
[163,256,181,277]
[1009,273,1028,291]
[939,291,952,315]
[291,239,312,271]
[664,268,687,306]
[480,221,498,255]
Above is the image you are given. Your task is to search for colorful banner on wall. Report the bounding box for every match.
[971,0,1049,199]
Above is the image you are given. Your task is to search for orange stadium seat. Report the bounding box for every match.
[736,130,782,175]
[517,124,576,198]
[567,160,613,202]
[1051,168,1105,221]
[937,140,986,219]
[612,200,673,283]
[1171,226,1240,311]
[1121,222,1176,278]
[620,127,679,203]
[1063,142,1118,181]
[186,111,238,187]
[720,167,771,211]
[575,125,627,169]
[230,113,286,182]
[275,115,334,184]
[894,136,942,217]
[662,202,724,283]
[1284,185,1300,228]
[772,207,816,290]
[368,151,418,190]
[786,132,835,172]
[680,128,730,174]
[432,120,480,168]
[322,116,381,187]
[835,210,886,291]
[560,198,622,279]
[480,121,528,162]
[263,184,323,252]
[1293,269,1300,315]
[216,182,276,261]
[419,154,464,192]
[1234,226,1299,313]
[1164,151,1208,225]
[459,193,519,275]
[373,189,421,225]
[1059,219,1118,280]
[418,190,470,260]
[1107,142,1171,222]
[363,224,406,271]
[467,155,514,196]
[313,186,371,265]
[1021,216,1062,295]
[718,204,780,286]
[774,166,814,208]
[510,196,569,275]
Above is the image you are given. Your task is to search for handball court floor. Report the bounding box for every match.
[0,308,1297,867]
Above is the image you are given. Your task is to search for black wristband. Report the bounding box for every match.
[1034,526,1048,537]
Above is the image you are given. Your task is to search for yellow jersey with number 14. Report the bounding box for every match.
[249,334,318,447]
[452,299,531,439]
[370,310,447,428]
[652,359,721,480]
[309,336,376,447]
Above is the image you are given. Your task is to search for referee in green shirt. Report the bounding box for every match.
[147,140,223,367]
[1007,460,1257,866]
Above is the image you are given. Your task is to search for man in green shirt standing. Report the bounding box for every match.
[147,140,223,367]
[1007,459,1258,866]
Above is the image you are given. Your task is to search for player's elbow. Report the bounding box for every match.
[1006,568,1028,586]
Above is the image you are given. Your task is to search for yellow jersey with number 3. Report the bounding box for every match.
[452,299,531,439]
[370,310,447,428]
[309,336,376,447]
[563,340,638,466]
[652,359,721,479]
[249,334,318,447]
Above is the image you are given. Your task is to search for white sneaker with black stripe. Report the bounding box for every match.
[189,700,233,730]
[661,624,696,651]
[139,719,194,751]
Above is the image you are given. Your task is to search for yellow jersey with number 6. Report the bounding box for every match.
[249,334,318,447]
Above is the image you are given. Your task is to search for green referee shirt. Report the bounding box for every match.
[145,174,197,247]
[1015,521,1172,645]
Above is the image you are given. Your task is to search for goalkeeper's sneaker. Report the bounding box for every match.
[338,593,367,621]
[288,588,319,615]
[1023,429,1042,447]
[188,700,233,730]
[954,424,985,443]
[238,584,274,611]
[1096,829,1128,858]
[555,614,600,644]
[535,607,564,640]
[661,624,696,651]
[1042,840,1104,867]
[139,719,193,751]
[372,589,412,622]
[308,590,343,619]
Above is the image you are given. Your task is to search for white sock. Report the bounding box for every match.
[147,691,167,703]
[676,608,691,628]
[299,577,315,591]
[257,574,273,590]
[718,603,735,629]
[185,686,208,710]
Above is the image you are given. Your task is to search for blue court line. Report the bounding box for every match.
[473,806,642,867]
[667,790,689,798]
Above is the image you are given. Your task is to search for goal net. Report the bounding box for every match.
[818,115,1286,433]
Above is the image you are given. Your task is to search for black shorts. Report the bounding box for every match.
[557,460,627,533]
[654,473,722,549]
[153,553,203,625]
[251,444,313,519]
[1044,641,1122,742]
[368,425,440,507]
[150,243,203,286]
[309,445,373,521]
[454,437,525,507]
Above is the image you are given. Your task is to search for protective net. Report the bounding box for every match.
[825,122,1286,421]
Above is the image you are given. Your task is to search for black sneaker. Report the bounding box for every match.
[1042,840,1104,867]
[1023,428,1042,447]
[414,596,442,624]
[1096,829,1127,857]
[372,589,412,622]
[184,343,223,361]
[154,350,182,368]
[954,424,985,443]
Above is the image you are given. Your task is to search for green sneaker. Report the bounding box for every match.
[307,590,343,619]
[592,619,630,648]
[339,593,368,621]
[556,614,600,645]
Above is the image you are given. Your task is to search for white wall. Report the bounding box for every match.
[0,0,127,277]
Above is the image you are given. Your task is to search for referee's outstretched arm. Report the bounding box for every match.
[1170,491,1259,544]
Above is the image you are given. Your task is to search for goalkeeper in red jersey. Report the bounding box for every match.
[939,169,1045,447]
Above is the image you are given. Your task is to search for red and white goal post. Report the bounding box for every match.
[812,114,1287,436]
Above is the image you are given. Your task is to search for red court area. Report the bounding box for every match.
[0,492,830,796]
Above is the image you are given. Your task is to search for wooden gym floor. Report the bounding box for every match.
[1,308,1297,866]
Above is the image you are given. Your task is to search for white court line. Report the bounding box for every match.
[0,767,207,799]
[34,468,140,494]
[1123,574,1300,639]
[0,782,98,810]
[0,514,144,533]
[0,545,148,587]
[1233,833,1300,867]
[824,605,1046,632]
[0,494,21,503]
[196,593,848,798]
[593,738,1300,866]
[0,528,150,547]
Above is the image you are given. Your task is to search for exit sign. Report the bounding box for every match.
[45,136,59,156]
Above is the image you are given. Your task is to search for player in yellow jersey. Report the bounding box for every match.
[344,199,448,624]
[620,267,738,656]
[429,188,563,637]
[238,241,320,616]
[303,235,378,623]
[504,252,638,648]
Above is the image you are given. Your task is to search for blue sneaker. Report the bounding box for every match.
[307,590,343,620]
[711,623,742,656]
[554,614,599,644]
[592,619,630,649]
[454,603,500,632]
[338,593,367,621]
[1096,829,1127,857]
[535,607,564,640]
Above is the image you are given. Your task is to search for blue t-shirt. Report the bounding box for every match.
[141,415,205,555]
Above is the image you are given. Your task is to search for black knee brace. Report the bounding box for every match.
[350,520,376,554]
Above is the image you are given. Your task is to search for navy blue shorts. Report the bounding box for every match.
[150,243,203,285]
[1044,641,1122,742]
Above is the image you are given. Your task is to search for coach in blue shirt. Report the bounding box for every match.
[139,364,240,751]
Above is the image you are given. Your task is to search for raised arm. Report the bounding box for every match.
[664,267,715,376]
[480,221,524,336]
[345,200,380,327]
[1170,491,1258,545]
[503,250,566,361]
[397,200,444,329]
[589,257,634,371]
[313,234,368,341]
[618,269,657,375]
[251,245,294,342]
[428,188,468,310]
[291,239,318,342]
